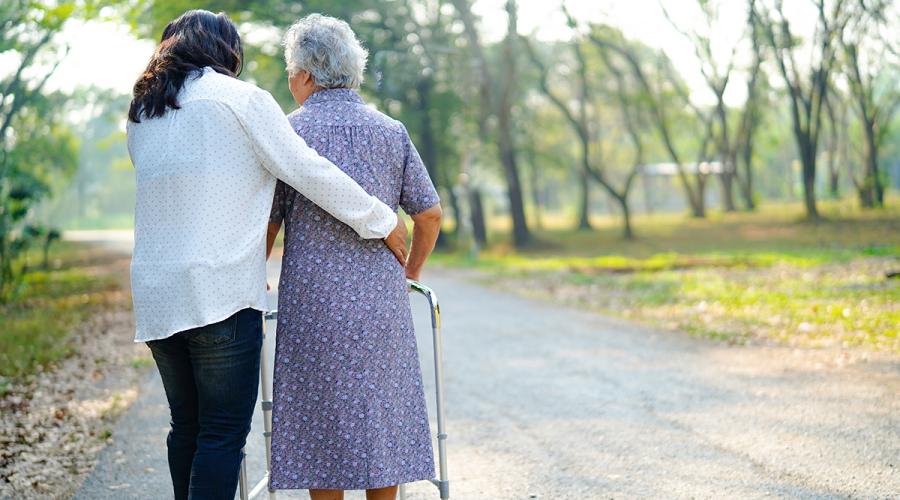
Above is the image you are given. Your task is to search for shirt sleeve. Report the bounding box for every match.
[239,89,397,239]
[398,125,441,215]
[269,180,286,225]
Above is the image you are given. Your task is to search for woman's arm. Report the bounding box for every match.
[266,222,281,259]
[405,204,442,281]
[265,221,281,291]
[239,88,400,241]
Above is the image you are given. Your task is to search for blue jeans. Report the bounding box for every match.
[147,308,262,500]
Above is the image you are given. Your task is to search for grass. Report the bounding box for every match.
[458,196,899,256]
[435,198,900,352]
[62,213,134,230]
[0,242,129,382]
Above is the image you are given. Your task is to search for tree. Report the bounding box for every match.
[735,2,767,210]
[588,25,711,218]
[823,85,848,198]
[521,37,593,232]
[755,0,850,219]
[516,98,578,231]
[365,0,465,246]
[450,0,532,247]
[0,1,83,300]
[839,0,899,208]
[661,1,739,212]
[522,12,641,240]
[662,0,767,212]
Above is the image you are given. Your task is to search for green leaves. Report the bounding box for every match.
[0,0,107,300]
[33,2,76,30]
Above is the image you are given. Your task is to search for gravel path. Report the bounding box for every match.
[75,252,900,499]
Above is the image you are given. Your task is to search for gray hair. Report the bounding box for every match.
[282,14,368,89]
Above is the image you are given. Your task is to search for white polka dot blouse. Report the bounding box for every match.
[126,67,397,342]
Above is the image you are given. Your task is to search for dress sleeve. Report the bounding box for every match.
[238,89,397,239]
[269,180,286,225]
[398,125,440,215]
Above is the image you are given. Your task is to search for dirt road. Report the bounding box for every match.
[76,242,900,499]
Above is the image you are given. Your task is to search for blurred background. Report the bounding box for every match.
[1,0,898,498]
[4,0,897,346]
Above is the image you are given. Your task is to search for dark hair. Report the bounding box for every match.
[128,10,243,122]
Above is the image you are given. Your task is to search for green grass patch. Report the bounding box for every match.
[0,242,126,380]
[436,199,900,352]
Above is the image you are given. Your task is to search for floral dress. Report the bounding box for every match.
[268,88,439,490]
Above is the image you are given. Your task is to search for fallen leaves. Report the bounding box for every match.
[0,310,148,499]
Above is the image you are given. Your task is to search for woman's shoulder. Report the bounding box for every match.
[182,68,271,111]
[341,100,401,128]
[365,106,406,132]
[288,101,407,136]
[349,105,411,142]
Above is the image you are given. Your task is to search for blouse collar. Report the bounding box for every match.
[305,88,364,105]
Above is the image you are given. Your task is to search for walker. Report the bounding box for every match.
[239,279,449,500]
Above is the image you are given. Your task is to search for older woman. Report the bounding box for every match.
[265,14,442,500]
[128,10,406,500]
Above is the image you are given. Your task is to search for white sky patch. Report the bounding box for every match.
[476,0,759,106]
[46,20,155,94]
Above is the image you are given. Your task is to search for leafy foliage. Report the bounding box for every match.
[0,1,138,301]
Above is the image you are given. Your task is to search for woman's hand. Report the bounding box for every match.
[383,217,409,266]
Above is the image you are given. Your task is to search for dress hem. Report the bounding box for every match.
[269,469,436,491]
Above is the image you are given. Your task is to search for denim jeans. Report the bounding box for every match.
[147,308,263,500]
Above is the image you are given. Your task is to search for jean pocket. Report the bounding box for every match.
[188,314,238,346]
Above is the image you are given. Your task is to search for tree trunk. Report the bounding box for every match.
[825,97,840,199]
[693,173,707,218]
[713,93,737,213]
[719,169,737,212]
[801,145,819,219]
[445,185,462,240]
[469,187,487,246]
[827,150,840,200]
[497,124,530,246]
[576,169,591,231]
[857,185,873,207]
[496,0,530,247]
[861,119,882,207]
[415,76,449,247]
[739,144,756,210]
[757,1,838,221]
[525,146,543,230]
[829,169,839,199]
[617,194,634,240]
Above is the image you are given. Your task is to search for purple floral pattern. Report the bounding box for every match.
[268,88,439,490]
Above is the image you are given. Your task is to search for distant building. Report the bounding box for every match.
[638,162,724,213]
[640,162,724,176]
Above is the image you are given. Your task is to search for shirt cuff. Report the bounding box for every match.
[363,198,397,239]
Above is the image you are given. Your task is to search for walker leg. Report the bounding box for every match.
[248,311,277,499]
[250,312,278,500]
[428,294,450,500]
[239,451,249,500]
[262,311,277,499]
[407,280,450,499]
